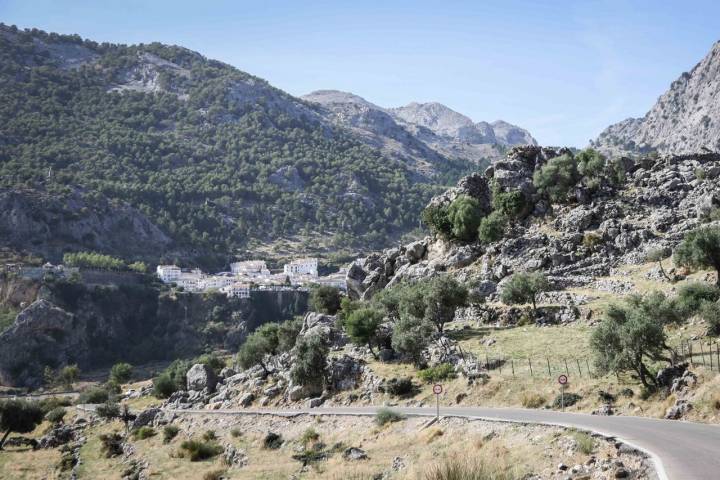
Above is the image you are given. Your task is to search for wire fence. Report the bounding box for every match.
[679,339,720,371]
[473,339,720,381]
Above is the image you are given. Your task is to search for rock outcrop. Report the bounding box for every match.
[593,41,720,156]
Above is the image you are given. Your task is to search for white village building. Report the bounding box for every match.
[156,265,181,283]
[220,282,251,299]
[230,261,270,277]
[283,257,318,277]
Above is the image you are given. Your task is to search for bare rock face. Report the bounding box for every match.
[0,187,172,263]
[594,41,720,156]
[0,300,76,387]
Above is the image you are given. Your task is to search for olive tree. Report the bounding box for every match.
[391,315,433,368]
[674,227,720,285]
[645,247,672,282]
[290,334,328,388]
[590,298,672,388]
[309,285,342,314]
[0,400,44,449]
[345,307,384,358]
[499,272,550,315]
[423,276,468,333]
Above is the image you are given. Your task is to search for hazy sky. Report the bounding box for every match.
[2,0,718,147]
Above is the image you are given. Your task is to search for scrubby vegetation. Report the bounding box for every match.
[0,399,44,449]
[375,408,404,426]
[499,272,549,315]
[179,439,223,461]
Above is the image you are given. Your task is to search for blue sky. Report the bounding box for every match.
[2,0,718,147]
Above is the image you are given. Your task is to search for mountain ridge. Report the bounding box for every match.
[593,40,720,156]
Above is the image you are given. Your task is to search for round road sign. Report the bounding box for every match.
[433,384,443,395]
[558,374,568,385]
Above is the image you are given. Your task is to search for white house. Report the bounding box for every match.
[156,265,181,283]
[199,275,235,291]
[230,260,270,277]
[283,257,318,277]
[221,282,251,299]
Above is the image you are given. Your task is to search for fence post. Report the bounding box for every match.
[499,357,503,374]
[529,358,533,377]
[711,345,715,371]
[716,343,720,372]
[486,353,490,370]
[511,359,515,377]
[564,358,570,376]
[546,358,551,377]
[689,342,694,368]
[585,359,591,377]
[700,343,707,366]
[576,358,582,377]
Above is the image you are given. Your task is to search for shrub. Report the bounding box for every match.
[45,407,67,424]
[477,211,507,244]
[179,439,223,461]
[418,364,456,383]
[78,386,110,404]
[277,317,303,352]
[202,430,217,442]
[552,392,581,408]
[96,402,120,420]
[572,431,595,455]
[424,276,469,333]
[700,301,720,335]
[109,362,133,384]
[290,334,328,388]
[153,374,177,399]
[230,428,242,438]
[203,470,227,480]
[676,282,720,317]
[674,227,720,285]
[423,456,517,480]
[582,232,603,250]
[163,425,180,443]
[447,195,483,242]
[195,353,225,374]
[57,364,80,388]
[696,167,707,180]
[375,408,404,426]
[576,148,606,182]
[492,189,527,218]
[533,153,579,202]
[300,427,320,446]
[133,426,156,440]
[99,433,124,458]
[309,285,342,314]
[263,432,283,449]
[521,392,545,408]
[152,359,192,398]
[422,204,452,237]
[385,377,416,397]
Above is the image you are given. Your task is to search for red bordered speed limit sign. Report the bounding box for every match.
[558,374,568,385]
[433,384,443,394]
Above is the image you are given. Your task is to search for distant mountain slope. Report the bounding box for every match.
[302,91,536,173]
[593,41,720,156]
[0,25,453,266]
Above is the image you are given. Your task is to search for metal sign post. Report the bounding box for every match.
[433,384,443,420]
[558,374,568,411]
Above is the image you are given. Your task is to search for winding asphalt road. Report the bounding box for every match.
[165,406,720,480]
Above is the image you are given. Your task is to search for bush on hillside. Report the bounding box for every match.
[375,408,404,426]
[418,363,456,383]
[477,210,507,244]
[533,153,579,202]
[290,334,328,388]
[676,282,720,317]
[447,195,484,242]
[179,439,223,461]
[309,285,342,314]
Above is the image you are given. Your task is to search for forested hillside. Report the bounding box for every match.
[0,25,460,265]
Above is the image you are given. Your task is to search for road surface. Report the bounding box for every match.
[161,405,720,480]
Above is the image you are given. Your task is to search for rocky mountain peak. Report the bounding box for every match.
[594,40,720,156]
